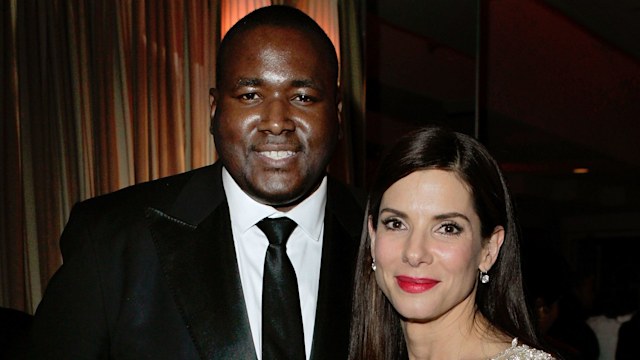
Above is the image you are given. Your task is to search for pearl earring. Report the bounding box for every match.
[371,259,377,271]
[480,271,489,284]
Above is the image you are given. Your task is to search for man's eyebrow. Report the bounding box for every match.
[291,79,321,89]
[235,78,261,88]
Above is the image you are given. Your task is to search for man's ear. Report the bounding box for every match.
[479,226,505,272]
[209,88,217,135]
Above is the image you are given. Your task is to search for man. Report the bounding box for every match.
[29,6,364,359]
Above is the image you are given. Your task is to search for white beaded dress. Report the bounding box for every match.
[491,338,555,360]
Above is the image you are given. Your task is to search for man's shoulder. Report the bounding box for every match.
[326,176,366,208]
[77,164,220,214]
[59,165,222,258]
[326,177,366,237]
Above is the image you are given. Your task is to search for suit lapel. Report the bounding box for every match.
[146,164,257,360]
[310,179,364,360]
[146,166,364,360]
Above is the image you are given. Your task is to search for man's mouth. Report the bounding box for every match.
[259,150,296,160]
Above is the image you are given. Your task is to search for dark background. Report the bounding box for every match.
[365,0,640,317]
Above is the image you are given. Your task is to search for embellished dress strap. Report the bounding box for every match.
[491,338,556,360]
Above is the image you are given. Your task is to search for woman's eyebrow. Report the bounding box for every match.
[433,212,471,223]
[379,208,407,218]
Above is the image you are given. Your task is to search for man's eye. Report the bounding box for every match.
[239,93,258,101]
[293,94,314,103]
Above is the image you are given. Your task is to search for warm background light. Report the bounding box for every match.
[220,0,340,60]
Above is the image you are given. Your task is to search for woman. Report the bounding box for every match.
[349,126,555,359]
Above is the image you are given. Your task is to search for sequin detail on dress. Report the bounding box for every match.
[491,338,555,360]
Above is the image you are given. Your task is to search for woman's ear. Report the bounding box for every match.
[368,215,376,257]
[479,226,505,272]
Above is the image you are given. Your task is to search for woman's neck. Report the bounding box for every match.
[402,306,510,360]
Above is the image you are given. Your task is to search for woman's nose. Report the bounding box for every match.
[402,231,432,267]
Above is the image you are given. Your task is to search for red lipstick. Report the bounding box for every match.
[396,276,439,294]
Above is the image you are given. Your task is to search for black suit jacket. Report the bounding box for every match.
[1,307,33,360]
[28,163,365,360]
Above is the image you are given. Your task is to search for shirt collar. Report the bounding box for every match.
[222,167,327,241]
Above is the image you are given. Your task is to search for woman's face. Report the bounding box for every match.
[370,169,503,322]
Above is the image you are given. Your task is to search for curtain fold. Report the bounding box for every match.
[3,0,219,313]
[1,0,31,311]
[2,0,362,314]
[220,0,269,39]
[336,0,366,187]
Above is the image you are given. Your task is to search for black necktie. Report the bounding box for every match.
[257,217,306,360]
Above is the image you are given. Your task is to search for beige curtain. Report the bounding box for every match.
[1,0,363,314]
[3,0,219,313]
[336,0,365,186]
[220,0,270,38]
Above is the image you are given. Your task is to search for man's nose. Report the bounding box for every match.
[258,99,295,135]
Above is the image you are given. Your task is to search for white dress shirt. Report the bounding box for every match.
[222,168,326,360]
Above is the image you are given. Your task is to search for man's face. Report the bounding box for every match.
[211,26,341,210]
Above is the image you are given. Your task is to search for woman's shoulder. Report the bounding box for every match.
[491,338,556,360]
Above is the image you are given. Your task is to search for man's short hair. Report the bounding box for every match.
[216,5,339,85]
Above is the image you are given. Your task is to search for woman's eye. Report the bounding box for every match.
[437,223,462,235]
[381,218,405,231]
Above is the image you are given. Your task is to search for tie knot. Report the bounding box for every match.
[257,217,298,246]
